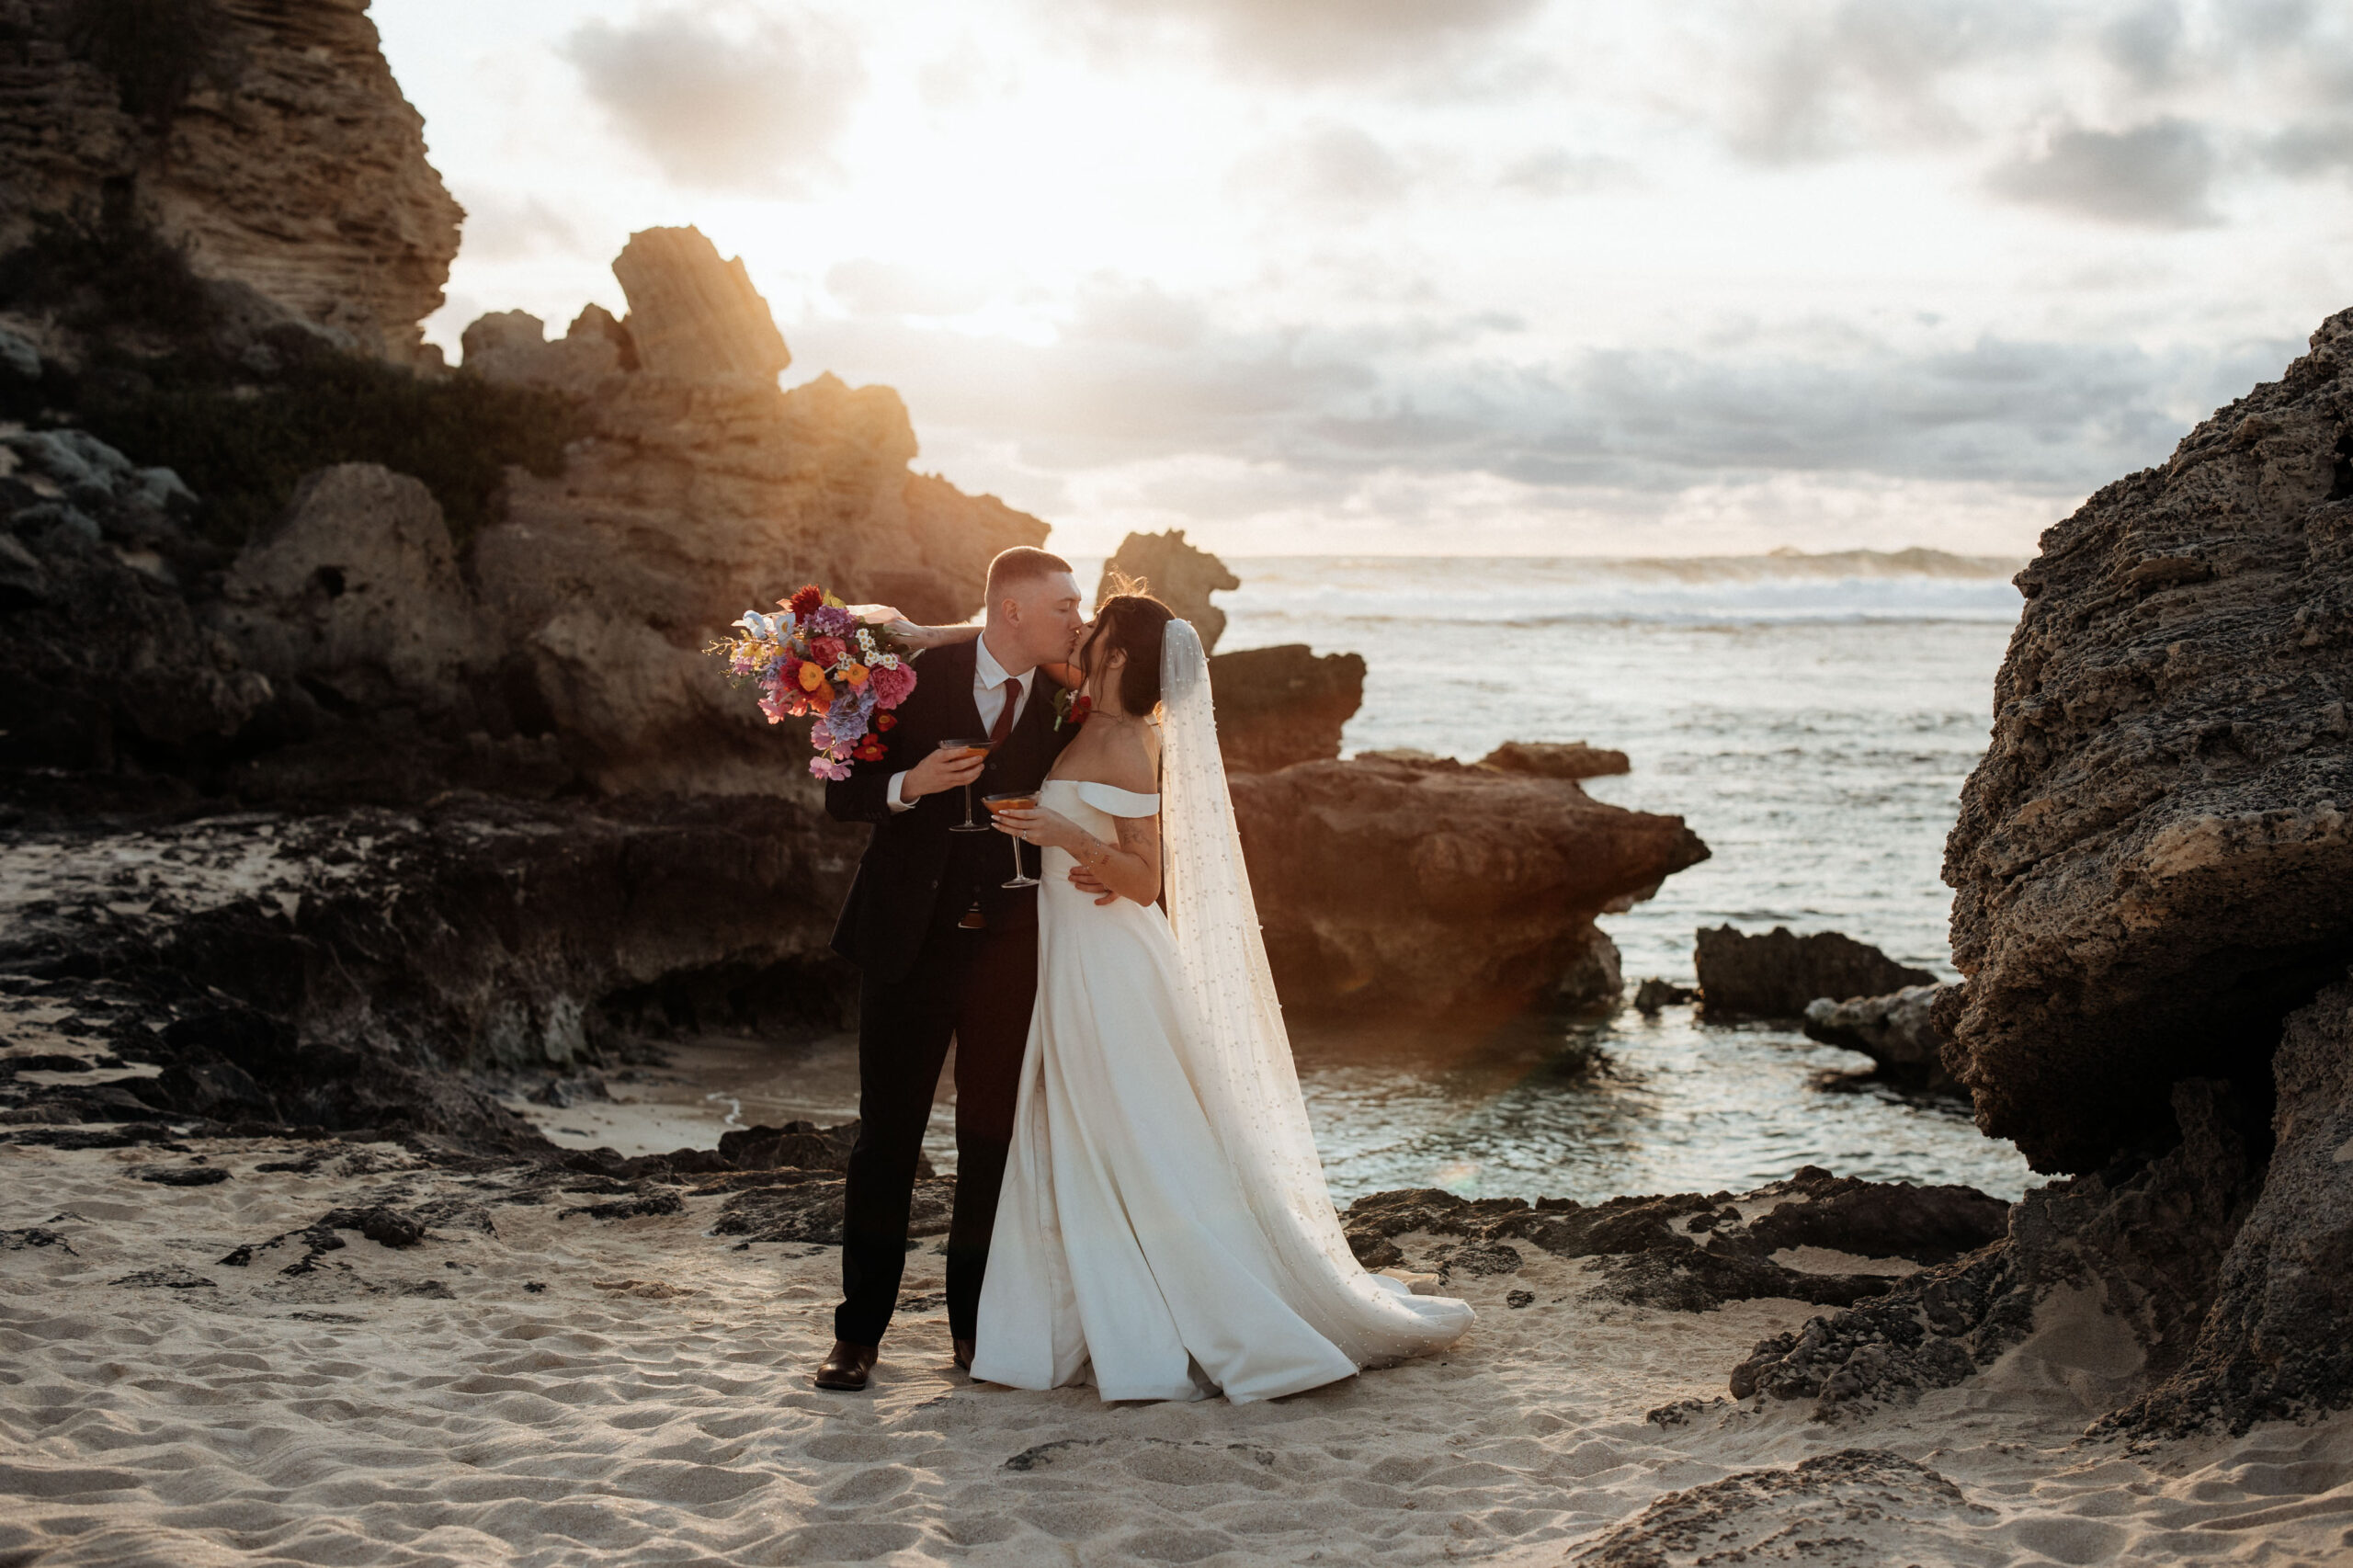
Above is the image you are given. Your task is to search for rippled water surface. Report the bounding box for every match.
[1221,554,2036,1201]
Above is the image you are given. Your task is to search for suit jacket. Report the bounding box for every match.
[826,637,1075,979]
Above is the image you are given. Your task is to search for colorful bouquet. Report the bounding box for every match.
[708,584,918,780]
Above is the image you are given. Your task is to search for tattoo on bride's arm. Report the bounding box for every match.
[1114,815,1158,869]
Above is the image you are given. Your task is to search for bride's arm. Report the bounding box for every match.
[846,607,982,652]
[995,807,1161,905]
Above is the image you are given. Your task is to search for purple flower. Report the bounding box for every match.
[807,605,855,637]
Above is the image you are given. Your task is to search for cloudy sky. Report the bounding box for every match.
[377,0,2353,558]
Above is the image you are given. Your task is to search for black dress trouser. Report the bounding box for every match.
[835,915,1037,1347]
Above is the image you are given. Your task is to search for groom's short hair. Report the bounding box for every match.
[985,547,1074,608]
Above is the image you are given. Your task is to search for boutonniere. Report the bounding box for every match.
[1054,689,1092,731]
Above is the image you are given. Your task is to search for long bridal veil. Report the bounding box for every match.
[1157,619,1472,1362]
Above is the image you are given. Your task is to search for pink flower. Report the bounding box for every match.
[811,756,852,781]
[758,692,793,725]
[868,663,916,710]
[809,636,846,665]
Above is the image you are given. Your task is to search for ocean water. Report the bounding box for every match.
[1208,554,2040,1204]
[637,553,2042,1207]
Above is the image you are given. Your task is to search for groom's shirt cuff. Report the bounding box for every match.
[886,771,914,812]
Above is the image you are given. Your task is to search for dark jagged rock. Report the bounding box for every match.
[1802,983,1961,1093]
[1744,1166,2007,1265]
[2115,982,2353,1435]
[133,1163,229,1186]
[558,1191,685,1221]
[319,1205,426,1248]
[1232,754,1707,1022]
[1727,1081,2256,1420]
[1099,528,1239,652]
[1567,1449,1991,1567]
[1943,309,2353,1176]
[1207,643,1365,774]
[1342,1169,1998,1314]
[0,1227,75,1254]
[710,1174,957,1245]
[1631,978,1695,1013]
[1694,925,1936,1019]
[110,1267,216,1290]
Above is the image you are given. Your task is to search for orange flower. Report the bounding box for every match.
[841,662,870,687]
[797,661,827,694]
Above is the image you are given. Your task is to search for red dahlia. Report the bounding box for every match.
[788,585,824,615]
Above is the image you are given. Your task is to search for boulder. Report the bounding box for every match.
[457,307,625,394]
[1207,643,1365,773]
[213,463,487,710]
[1694,925,1935,1019]
[1099,528,1239,652]
[1567,1450,1990,1568]
[1230,753,1707,1021]
[609,226,791,384]
[1802,983,1960,1093]
[1943,308,2353,1177]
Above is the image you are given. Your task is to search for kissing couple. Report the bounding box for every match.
[816,546,1471,1401]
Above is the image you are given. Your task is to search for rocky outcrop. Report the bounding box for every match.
[457,230,1046,794]
[1208,643,1365,773]
[1728,1079,2259,1421]
[1100,528,1238,651]
[1694,925,1935,1018]
[1802,983,1961,1093]
[1230,754,1707,1021]
[0,0,461,363]
[608,227,790,385]
[1942,309,2353,1176]
[1567,1450,1991,1568]
[1343,1166,2006,1313]
[0,791,860,1140]
[2118,981,2353,1434]
[1477,740,1630,780]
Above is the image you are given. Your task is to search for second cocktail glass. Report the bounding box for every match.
[983,792,1041,888]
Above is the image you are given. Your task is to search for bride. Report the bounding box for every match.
[972,591,1471,1402]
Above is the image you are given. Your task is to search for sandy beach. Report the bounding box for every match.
[6,1133,2351,1568]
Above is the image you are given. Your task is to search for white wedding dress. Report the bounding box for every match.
[971,621,1472,1403]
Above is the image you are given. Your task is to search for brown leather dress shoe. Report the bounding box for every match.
[952,1336,975,1371]
[814,1339,879,1392]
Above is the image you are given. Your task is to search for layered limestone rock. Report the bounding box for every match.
[609,227,790,384]
[1230,753,1708,1021]
[453,230,1045,795]
[0,0,461,362]
[1099,528,1239,652]
[1942,309,2353,1176]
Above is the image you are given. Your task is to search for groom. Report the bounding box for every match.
[815,547,1087,1391]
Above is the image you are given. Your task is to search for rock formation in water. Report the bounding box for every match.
[1099,528,1239,651]
[1230,753,1707,1021]
[1694,926,1935,1018]
[1477,740,1631,781]
[1208,643,1366,773]
[1941,310,2353,1178]
[1802,983,1960,1093]
[0,0,460,363]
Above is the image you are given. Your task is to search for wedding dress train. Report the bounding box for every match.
[971,625,1472,1403]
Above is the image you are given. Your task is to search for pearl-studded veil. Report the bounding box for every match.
[1156,618,1473,1362]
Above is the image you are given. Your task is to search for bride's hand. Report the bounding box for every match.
[992,804,1078,852]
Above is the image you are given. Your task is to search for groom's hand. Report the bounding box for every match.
[1067,866,1119,905]
[901,745,987,800]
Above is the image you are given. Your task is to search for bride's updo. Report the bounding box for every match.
[1086,590,1176,716]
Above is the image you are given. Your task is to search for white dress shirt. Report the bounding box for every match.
[886,632,1036,812]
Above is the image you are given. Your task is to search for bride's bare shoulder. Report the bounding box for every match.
[1089,719,1160,798]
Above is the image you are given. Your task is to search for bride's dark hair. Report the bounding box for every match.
[1086,587,1176,716]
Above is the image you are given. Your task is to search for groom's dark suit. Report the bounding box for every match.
[825,636,1074,1348]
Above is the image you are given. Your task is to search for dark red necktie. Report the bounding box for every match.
[987,677,1020,746]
